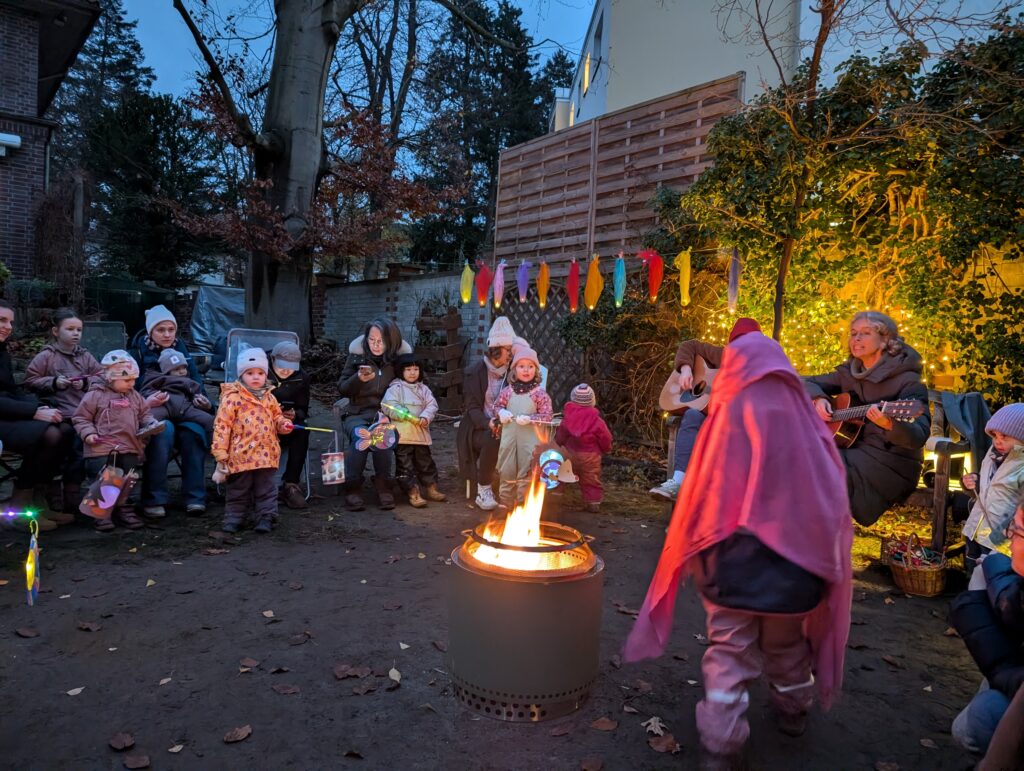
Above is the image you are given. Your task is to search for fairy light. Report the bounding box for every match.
[3,510,37,520]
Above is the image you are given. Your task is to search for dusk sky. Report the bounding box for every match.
[123,0,595,98]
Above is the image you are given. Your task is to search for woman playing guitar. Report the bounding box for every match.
[805,311,930,526]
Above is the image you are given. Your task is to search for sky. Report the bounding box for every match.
[123,0,595,98]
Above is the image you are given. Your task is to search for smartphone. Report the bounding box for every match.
[358,364,374,375]
[279,400,295,410]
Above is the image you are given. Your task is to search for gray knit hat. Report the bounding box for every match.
[571,383,596,407]
[236,346,269,378]
[158,348,188,374]
[986,404,1024,443]
[271,340,301,370]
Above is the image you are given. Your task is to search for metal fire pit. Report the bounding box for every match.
[447,521,604,723]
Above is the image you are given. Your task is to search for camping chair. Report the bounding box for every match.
[81,321,127,360]
[224,328,300,383]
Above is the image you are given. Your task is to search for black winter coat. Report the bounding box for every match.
[337,334,408,422]
[950,554,1024,698]
[0,342,39,422]
[456,358,510,484]
[804,347,930,526]
[269,368,311,424]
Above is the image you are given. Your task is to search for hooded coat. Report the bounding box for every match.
[555,402,612,455]
[381,379,438,445]
[24,344,105,419]
[336,319,412,422]
[73,381,153,459]
[212,382,287,474]
[624,333,853,709]
[804,347,930,526]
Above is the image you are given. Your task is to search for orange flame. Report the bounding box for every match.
[475,475,550,571]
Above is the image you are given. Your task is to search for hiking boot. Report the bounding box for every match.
[649,478,681,501]
[584,501,601,513]
[281,482,308,510]
[424,483,447,502]
[114,507,144,530]
[407,485,427,508]
[474,486,498,511]
[374,477,395,511]
[35,485,73,525]
[254,518,272,534]
[345,492,365,512]
[45,480,63,511]
[776,711,808,738]
[93,516,115,533]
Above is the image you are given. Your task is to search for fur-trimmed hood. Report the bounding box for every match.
[348,335,413,356]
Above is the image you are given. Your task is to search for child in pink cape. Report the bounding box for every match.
[623,320,853,770]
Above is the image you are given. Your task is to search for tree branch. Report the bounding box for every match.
[428,0,515,49]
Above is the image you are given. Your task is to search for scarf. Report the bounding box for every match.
[244,385,272,401]
[483,358,508,418]
[510,376,540,394]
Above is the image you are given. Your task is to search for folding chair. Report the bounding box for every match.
[224,328,300,383]
[82,321,128,359]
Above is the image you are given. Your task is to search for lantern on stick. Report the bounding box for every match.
[613,252,626,308]
[516,260,531,303]
[584,254,604,311]
[567,258,580,314]
[639,249,664,303]
[728,247,741,313]
[674,248,692,307]
[475,260,492,307]
[459,261,474,305]
[493,259,507,309]
[537,261,550,309]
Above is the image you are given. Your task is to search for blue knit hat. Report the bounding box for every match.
[986,404,1024,444]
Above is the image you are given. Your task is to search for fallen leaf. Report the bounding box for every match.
[67,687,84,696]
[420,702,437,713]
[634,679,653,695]
[129,548,138,553]
[884,597,896,605]
[123,754,150,769]
[288,581,303,591]
[77,621,102,632]
[923,685,933,692]
[238,667,252,674]
[167,745,184,754]
[289,633,310,646]
[609,655,621,670]
[612,601,639,617]
[848,642,869,650]
[399,642,410,650]
[0,579,8,586]
[590,717,618,732]
[108,647,117,652]
[223,725,252,743]
[145,579,155,588]
[432,640,447,652]
[159,677,172,686]
[920,738,938,749]
[383,601,402,611]
[874,762,900,771]
[15,627,39,638]
[202,548,229,556]
[240,657,260,669]
[334,664,371,680]
[261,610,275,618]
[82,591,107,599]
[549,724,573,737]
[881,655,903,669]
[417,552,426,559]
[385,555,401,564]
[612,528,627,534]
[272,684,300,695]
[389,667,401,684]
[271,666,290,674]
[685,679,699,686]
[943,627,959,638]
[580,757,603,771]
[642,716,667,736]
[360,580,367,585]
[109,732,135,750]
[352,679,377,695]
[693,633,710,645]
[60,594,71,599]
[648,733,681,754]
[622,704,639,714]
[344,750,364,759]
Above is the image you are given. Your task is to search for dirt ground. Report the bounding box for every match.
[0,402,983,771]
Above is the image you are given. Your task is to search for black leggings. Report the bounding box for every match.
[6,422,75,489]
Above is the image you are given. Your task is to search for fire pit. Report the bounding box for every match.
[447,479,605,722]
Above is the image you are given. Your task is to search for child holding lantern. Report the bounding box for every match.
[555,383,612,513]
[493,345,553,508]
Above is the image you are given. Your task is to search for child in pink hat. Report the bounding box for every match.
[493,345,552,507]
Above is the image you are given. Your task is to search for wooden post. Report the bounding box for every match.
[415,306,465,412]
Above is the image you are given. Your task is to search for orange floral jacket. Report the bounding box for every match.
[212,383,289,474]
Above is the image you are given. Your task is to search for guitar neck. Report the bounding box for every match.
[831,404,875,422]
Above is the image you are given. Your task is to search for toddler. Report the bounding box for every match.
[212,347,293,533]
[382,353,445,508]
[72,350,164,531]
[141,348,214,432]
[494,345,553,507]
[555,383,612,513]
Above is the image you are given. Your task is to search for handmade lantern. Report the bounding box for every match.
[475,261,492,307]
[674,248,692,307]
[493,260,507,310]
[567,258,580,314]
[460,262,474,305]
[639,249,664,303]
[613,253,626,308]
[517,260,531,303]
[584,254,604,311]
[353,421,398,451]
[25,520,39,607]
[728,247,741,313]
[537,447,578,489]
[537,262,550,309]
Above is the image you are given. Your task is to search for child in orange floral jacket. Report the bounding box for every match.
[212,347,293,533]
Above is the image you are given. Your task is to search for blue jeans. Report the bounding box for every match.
[142,421,208,507]
[342,415,393,491]
[952,683,1010,754]
[672,409,706,474]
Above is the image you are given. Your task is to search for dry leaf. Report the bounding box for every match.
[261,610,275,618]
[580,757,604,771]
[609,655,621,669]
[334,664,371,680]
[399,642,410,650]
[590,717,618,732]
[432,640,447,652]
[82,591,107,599]
[642,716,667,736]
[288,581,303,590]
[943,627,959,637]
[67,687,84,696]
[145,579,155,587]
[15,627,39,638]
[360,579,366,585]
[420,703,437,713]
[123,754,150,769]
[128,548,138,553]
[686,679,699,686]
[272,684,300,695]
[109,647,118,652]
[352,679,377,695]
[648,733,681,754]
[389,667,401,684]
[634,679,653,695]
[884,597,896,605]
[289,633,310,646]
[167,745,184,754]
[109,732,135,750]
[240,657,260,668]
[848,642,869,650]
[622,704,639,714]
[202,548,229,556]
[383,601,402,611]
[417,552,426,559]
[549,724,573,737]
[385,555,401,564]
[881,655,903,669]
[920,738,938,749]
[223,725,252,743]
[0,579,8,586]
[60,594,71,599]
[923,685,933,692]
[77,621,102,632]
[238,667,252,674]
[159,677,172,686]
[271,666,290,674]
[344,750,364,759]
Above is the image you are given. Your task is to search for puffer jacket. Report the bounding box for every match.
[381,379,438,445]
[950,553,1024,697]
[212,382,287,474]
[129,329,200,385]
[804,346,930,526]
[336,334,412,421]
[73,381,153,459]
[24,344,105,419]
[555,402,612,455]
[964,445,1024,553]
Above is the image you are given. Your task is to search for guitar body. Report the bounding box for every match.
[658,355,717,415]
[827,393,863,449]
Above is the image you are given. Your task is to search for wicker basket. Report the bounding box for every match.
[889,534,946,598]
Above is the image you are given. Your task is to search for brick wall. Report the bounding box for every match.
[0,8,38,116]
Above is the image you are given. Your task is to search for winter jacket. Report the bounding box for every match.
[555,402,612,455]
[456,358,511,483]
[72,382,154,459]
[129,330,201,385]
[269,367,311,424]
[24,344,104,419]
[336,335,412,421]
[0,341,39,422]
[673,339,725,373]
[804,347,930,526]
[212,382,288,474]
[381,379,439,446]
[495,382,553,420]
[951,553,1024,698]
[964,445,1024,553]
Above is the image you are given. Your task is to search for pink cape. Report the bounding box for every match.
[623,333,853,709]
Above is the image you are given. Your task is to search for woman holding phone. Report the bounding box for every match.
[337,318,411,512]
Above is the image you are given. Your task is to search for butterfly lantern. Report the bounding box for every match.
[79,462,138,520]
[25,519,39,607]
[353,420,398,452]
[537,447,578,489]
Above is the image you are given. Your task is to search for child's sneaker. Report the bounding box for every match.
[648,478,681,501]
[136,421,166,439]
[474,486,498,510]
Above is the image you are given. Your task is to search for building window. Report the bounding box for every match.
[583,52,591,94]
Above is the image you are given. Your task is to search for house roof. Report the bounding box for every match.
[0,0,100,117]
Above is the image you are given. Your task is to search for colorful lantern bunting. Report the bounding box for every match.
[537,262,550,309]
[567,258,580,314]
[475,260,492,307]
[613,252,626,308]
[674,248,692,307]
[516,260,531,303]
[584,254,604,311]
[728,247,741,312]
[639,249,664,303]
[493,260,507,309]
[459,261,474,305]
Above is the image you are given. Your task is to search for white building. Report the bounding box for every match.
[550,0,801,132]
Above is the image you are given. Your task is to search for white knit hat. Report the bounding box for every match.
[487,316,516,348]
[101,349,140,381]
[236,346,269,377]
[145,305,177,336]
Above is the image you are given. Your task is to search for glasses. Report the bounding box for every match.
[1004,520,1024,540]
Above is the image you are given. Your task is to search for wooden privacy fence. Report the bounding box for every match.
[493,73,743,268]
[414,308,466,413]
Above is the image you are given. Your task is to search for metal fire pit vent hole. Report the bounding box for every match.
[453,677,597,723]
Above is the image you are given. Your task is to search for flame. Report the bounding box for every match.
[474,475,554,571]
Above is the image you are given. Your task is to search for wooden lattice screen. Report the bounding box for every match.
[500,286,579,408]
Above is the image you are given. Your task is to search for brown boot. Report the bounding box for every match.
[281,482,308,510]
[31,486,67,527]
[2,489,57,531]
[407,485,427,508]
[45,480,63,511]
[424,483,447,502]
[345,492,365,512]
[114,506,144,530]
[373,476,395,510]
[62,481,83,515]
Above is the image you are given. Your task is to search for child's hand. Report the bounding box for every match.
[417,417,428,428]
[279,420,294,434]
[85,434,101,446]
[498,409,513,424]
[72,377,86,391]
[212,464,228,485]
[193,394,211,409]
[515,414,531,426]
[146,391,170,408]
[962,473,978,491]
[55,375,72,390]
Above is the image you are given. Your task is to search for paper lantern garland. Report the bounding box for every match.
[459,261,474,305]
[475,261,492,307]
[584,254,604,311]
[566,258,580,313]
[516,260,531,303]
[674,248,692,307]
[25,520,39,606]
[639,249,664,303]
[493,259,507,309]
[613,252,626,307]
[537,262,550,309]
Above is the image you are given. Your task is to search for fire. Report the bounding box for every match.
[474,475,554,572]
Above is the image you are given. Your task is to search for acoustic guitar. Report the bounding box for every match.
[658,355,717,415]
[827,393,925,449]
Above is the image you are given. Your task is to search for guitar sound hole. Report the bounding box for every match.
[692,382,705,396]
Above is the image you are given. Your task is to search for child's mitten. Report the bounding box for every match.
[498,409,513,424]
